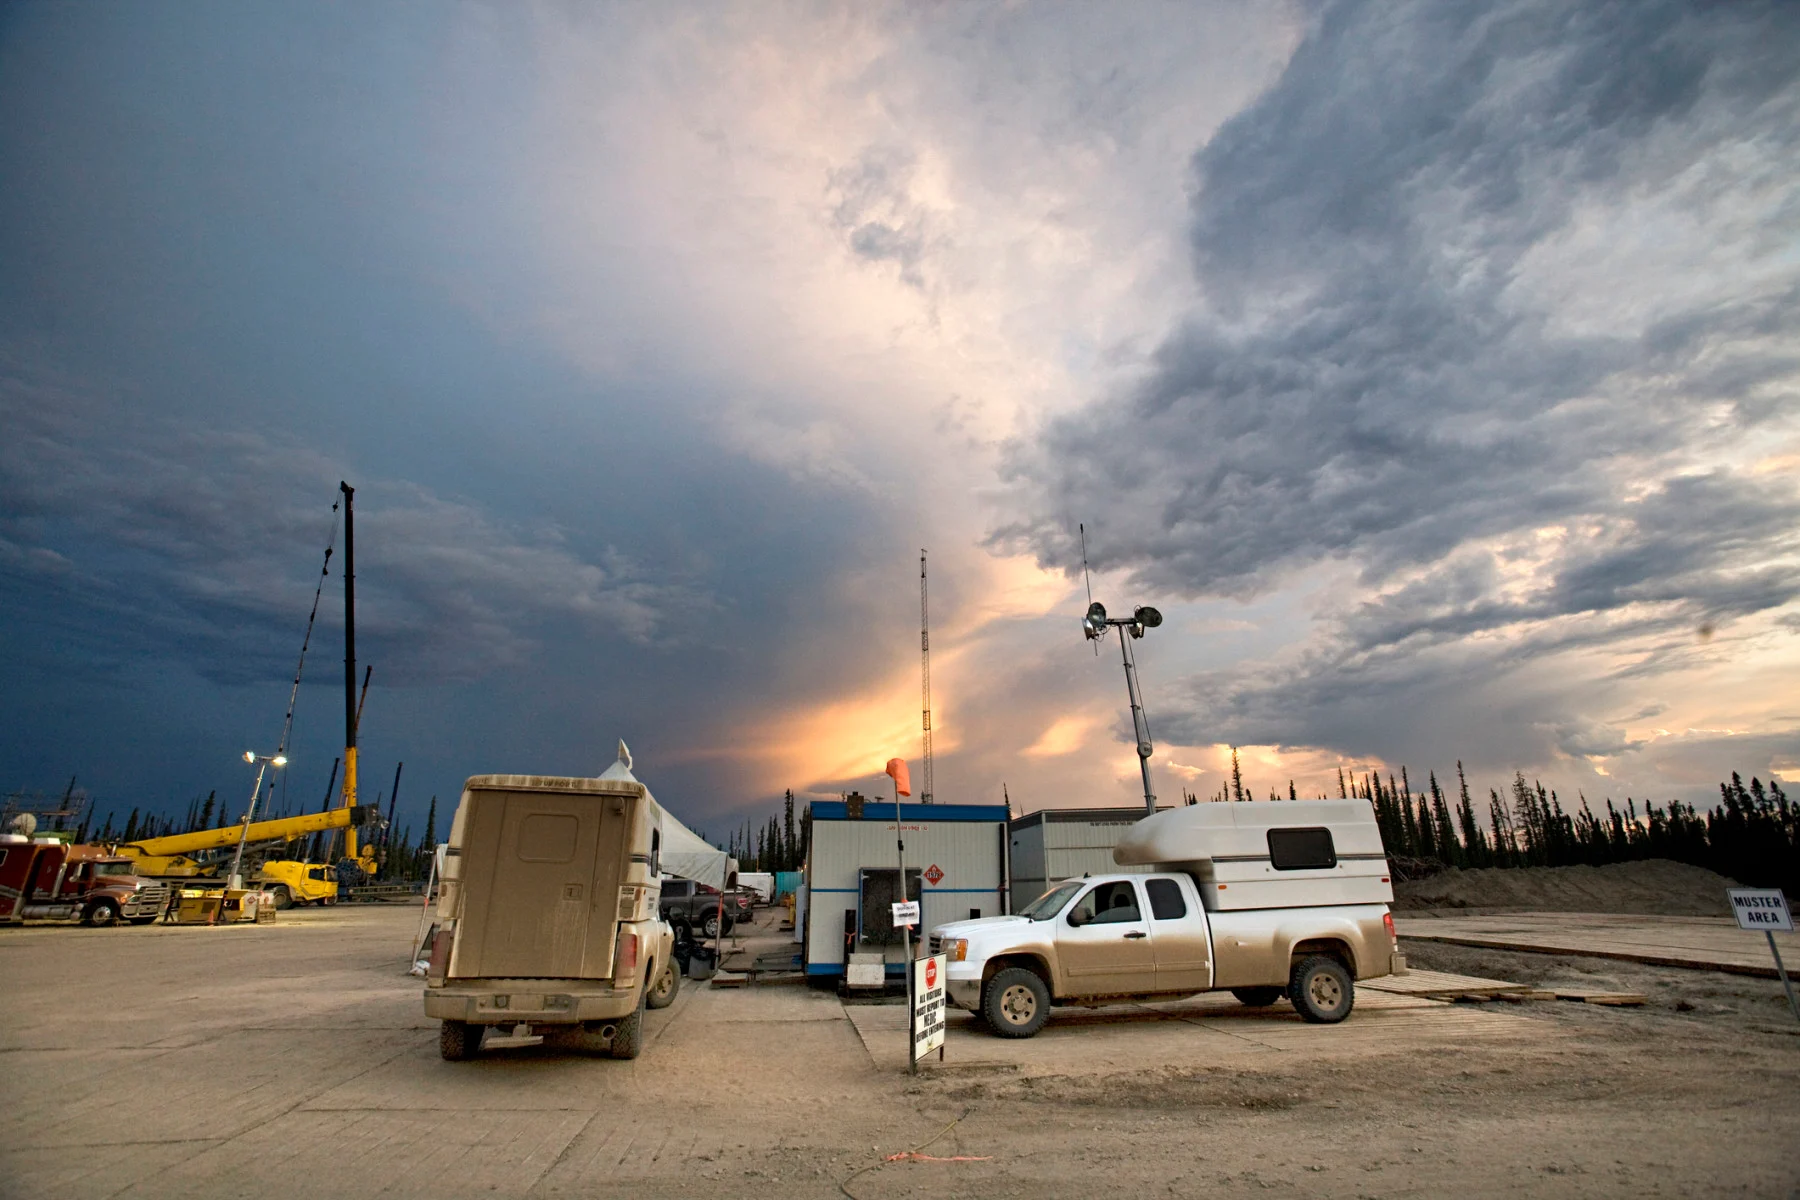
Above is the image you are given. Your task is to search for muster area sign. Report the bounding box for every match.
[1728,888,1793,932]
[912,953,947,1062]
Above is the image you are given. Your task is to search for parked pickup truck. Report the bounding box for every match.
[928,800,1403,1037]
[657,878,738,938]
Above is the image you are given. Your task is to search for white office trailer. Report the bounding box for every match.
[1007,805,1171,912]
[803,797,1009,982]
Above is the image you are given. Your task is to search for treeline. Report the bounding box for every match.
[719,789,810,873]
[1199,753,1796,898]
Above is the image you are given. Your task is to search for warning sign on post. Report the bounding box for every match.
[891,900,920,927]
[1729,889,1794,932]
[913,954,946,1059]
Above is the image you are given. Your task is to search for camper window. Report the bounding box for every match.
[650,829,660,876]
[1268,827,1336,870]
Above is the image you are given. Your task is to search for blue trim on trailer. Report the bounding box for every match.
[810,886,996,894]
[811,801,1009,821]
[807,962,844,976]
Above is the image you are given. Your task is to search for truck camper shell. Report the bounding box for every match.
[435,755,729,983]
[1112,799,1392,912]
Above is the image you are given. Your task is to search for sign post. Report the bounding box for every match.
[885,758,915,1071]
[1728,888,1798,1023]
[913,953,947,1065]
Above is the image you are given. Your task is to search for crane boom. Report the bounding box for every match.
[121,805,376,858]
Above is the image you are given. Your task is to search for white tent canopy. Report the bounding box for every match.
[601,744,735,891]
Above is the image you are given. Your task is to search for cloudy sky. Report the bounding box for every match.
[2,0,1796,839]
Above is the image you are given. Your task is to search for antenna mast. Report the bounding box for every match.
[920,548,934,805]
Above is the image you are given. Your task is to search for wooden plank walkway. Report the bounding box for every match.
[1395,912,1799,978]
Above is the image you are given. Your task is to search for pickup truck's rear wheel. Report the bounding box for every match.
[609,980,648,1059]
[439,1020,483,1061]
[268,885,293,911]
[1288,955,1355,1023]
[647,959,679,1009]
[982,967,1051,1038]
[1231,986,1284,1008]
[83,899,120,927]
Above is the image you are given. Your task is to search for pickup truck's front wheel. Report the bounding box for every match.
[983,967,1051,1038]
[1288,955,1354,1023]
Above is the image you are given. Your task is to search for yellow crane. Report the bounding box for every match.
[113,805,378,880]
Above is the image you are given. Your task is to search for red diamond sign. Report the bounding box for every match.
[923,864,944,885]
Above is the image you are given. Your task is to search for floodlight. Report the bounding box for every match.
[271,755,288,767]
[1082,601,1108,639]
[1134,606,1163,629]
[243,750,256,764]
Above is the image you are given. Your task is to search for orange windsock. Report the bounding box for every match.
[885,757,912,796]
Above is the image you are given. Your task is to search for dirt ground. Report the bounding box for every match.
[1394,858,1739,916]
[3,904,1797,1199]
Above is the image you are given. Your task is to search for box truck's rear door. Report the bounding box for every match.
[456,788,625,979]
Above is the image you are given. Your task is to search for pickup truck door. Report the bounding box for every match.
[1055,879,1158,997]
[1143,876,1212,993]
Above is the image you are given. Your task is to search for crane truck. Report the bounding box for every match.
[112,804,380,908]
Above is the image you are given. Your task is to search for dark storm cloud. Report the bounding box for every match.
[994,0,1800,765]
[0,358,699,688]
[998,0,1799,595]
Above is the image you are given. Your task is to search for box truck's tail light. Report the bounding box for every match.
[614,929,640,980]
[426,927,453,983]
[1382,912,1397,948]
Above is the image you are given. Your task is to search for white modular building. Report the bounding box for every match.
[1006,806,1170,912]
[802,797,1009,981]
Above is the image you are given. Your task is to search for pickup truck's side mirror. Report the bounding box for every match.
[1066,908,1088,928]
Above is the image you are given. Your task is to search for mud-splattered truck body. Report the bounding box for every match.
[930,800,1404,1037]
[423,764,677,1060]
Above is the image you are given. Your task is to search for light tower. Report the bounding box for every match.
[1082,600,1164,815]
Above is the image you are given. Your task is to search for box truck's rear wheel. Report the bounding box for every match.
[648,960,680,1010]
[983,967,1051,1038]
[609,982,648,1059]
[1288,955,1355,1023]
[439,1020,483,1061]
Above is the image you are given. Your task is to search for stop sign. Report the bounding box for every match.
[925,958,938,988]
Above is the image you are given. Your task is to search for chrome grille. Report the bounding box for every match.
[928,935,943,956]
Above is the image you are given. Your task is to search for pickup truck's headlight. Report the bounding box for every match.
[948,938,968,962]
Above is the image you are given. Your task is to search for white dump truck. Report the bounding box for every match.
[929,799,1404,1037]
[423,746,711,1061]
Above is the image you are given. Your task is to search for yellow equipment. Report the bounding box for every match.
[255,859,340,908]
[114,805,377,879]
[168,886,278,924]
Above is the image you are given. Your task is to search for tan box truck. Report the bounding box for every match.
[422,755,679,1061]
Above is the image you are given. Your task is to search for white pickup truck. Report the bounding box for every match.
[929,800,1404,1038]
